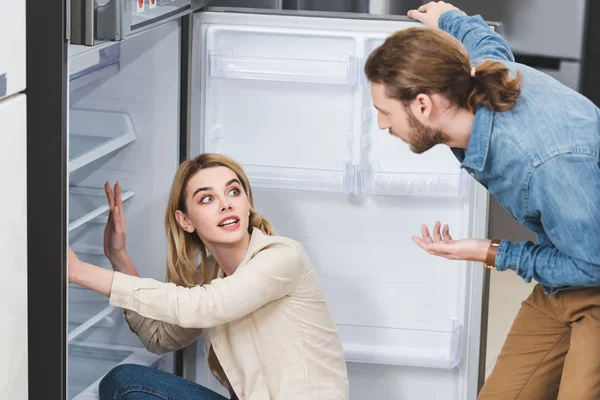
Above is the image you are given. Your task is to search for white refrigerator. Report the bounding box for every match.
[0,0,28,399]
[27,2,495,399]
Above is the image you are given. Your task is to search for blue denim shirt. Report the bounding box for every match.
[439,10,600,295]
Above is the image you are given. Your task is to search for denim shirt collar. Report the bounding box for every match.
[451,106,494,172]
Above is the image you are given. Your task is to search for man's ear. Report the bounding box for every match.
[411,93,434,120]
[175,210,195,233]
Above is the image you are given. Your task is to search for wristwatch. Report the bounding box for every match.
[483,240,501,269]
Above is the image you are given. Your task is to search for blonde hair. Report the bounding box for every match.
[164,153,275,287]
[364,28,521,113]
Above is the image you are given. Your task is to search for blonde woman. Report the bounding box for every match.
[68,153,349,400]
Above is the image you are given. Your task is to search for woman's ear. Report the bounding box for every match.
[175,210,195,233]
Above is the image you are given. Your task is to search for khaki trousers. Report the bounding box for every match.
[479,284,600,400]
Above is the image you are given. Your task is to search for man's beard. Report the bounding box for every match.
[404,109,450,154]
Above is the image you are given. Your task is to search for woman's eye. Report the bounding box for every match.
[200,195,213,204]
[229,188,240,196]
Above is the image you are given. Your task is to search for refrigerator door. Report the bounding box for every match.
[0,0,26,99]
[190,8,490,399]
[66,20,183,399]
[0,94,28,400]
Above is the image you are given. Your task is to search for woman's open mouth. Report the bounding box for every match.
[218,216,240,230]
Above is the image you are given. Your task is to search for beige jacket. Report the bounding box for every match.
[109,229,349,399]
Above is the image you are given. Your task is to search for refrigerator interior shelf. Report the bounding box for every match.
[68,286,118,343]
[70,244,105,256]
[68,305,116,342]
[69,186,135,232]
[69,108,137,174]
[338,320,462,369]
[69,45,120,92]
[366,168,470,198]
[242,163,350,193]
[208,51,358,85]
[69,341,161,400]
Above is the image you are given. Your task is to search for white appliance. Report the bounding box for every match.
[0,0,28,399]
[29,4,494,399]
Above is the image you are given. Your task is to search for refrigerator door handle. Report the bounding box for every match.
[70,0,130,46]
[70,0,96,46]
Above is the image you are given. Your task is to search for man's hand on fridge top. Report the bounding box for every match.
[412,221,491,262]
[407,1,460,28]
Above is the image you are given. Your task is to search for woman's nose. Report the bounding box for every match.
[220,201,233,212]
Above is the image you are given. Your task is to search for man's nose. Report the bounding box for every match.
[377,113,389,130]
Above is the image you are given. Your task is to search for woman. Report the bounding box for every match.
[68,153,349,400]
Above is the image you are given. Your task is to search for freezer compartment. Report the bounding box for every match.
[69,186,135,232]
[69,109,137,174]
[209,50,358,85]
[68,342,161,400]
[339,320,461,369]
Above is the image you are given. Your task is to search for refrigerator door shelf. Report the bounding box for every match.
[209,50,358,85]
[365,165,471,198]
[69,44,121,92]
[338,320,462,369]
[69,109,137,174]
[69,341,161,400]
[242,162,352,194]
[217,161,469,197]
[68,185,135,232]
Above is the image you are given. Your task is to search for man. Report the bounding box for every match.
[364,1,600,399]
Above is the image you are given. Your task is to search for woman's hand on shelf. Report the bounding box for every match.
[103,181,139,276]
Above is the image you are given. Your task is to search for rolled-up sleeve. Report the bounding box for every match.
[110,242,306,329]
[495,153,600,288]
[121,310,202,355]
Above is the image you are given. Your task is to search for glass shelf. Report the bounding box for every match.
[68,342,161,400]
[69,186,134,232]
[338,320,462,369]
[69,108,137,174]
[68,286,117,342]
[209,50,358,85]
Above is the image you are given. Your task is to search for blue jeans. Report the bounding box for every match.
[99,364,229,400]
